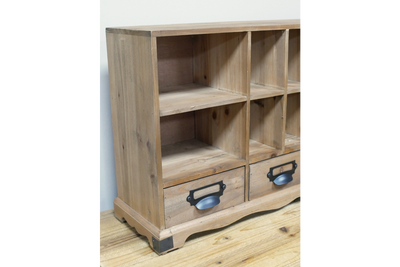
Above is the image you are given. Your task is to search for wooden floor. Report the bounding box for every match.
[100,199,300,267]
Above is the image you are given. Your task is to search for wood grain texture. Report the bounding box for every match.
[106,19,300,37]
[193,32,248,96]
[284,133,300,154]
[158,184,300,252]
[100,199,300,267]
[251,30,287,90]
[249,30,289,164]
[195,103,247,160]
[152,36,167,220]
[113,197,161,249]
[249,152,300,200]
[160,112,194,146]
[250,142,299,165]
[286,93,300,137]
[249,139,281,164]
[250,96,284,151]
[97,191,303,267]
[159,83,247,116]
[156,33,248,116]
[288,80,300,94]
[288,29,300,82]
[244,32,251,202]
[105,21,301,256]
[162,139,246,188]
[157,36,193,89]
[250,83,284,100]
[164,167,245,228]
[106,32,164,228]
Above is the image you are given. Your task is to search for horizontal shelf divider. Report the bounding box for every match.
[159,83,247,117]
[284,133,300,154]
[249,139,282,164]
[287,80,300,94]
[162,139,246,188]
[250,83,284,100]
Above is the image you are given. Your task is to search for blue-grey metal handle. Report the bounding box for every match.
[267,160,297,185]
[186,181,226,210]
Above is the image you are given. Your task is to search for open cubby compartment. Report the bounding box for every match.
[288,29,300,94]
[285,92,300,153]
[250,30,287,100]
[160,102,247,188]
[157,33,249,117]
[249,96,285,164]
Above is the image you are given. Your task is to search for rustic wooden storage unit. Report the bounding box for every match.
[106,19,300,254]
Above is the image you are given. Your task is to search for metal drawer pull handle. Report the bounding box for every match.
[267,160,297,185]
[186,181,226,210]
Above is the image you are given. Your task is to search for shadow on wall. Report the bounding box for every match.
[100,69,117,212]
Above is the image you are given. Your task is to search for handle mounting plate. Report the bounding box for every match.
[267,160,297,185]
[186,180,226,210]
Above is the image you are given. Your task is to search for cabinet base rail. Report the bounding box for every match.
[114,184,300,255]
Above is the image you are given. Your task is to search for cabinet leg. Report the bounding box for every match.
[151,236,175,255]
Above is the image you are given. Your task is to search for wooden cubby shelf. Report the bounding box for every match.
[250,30,287,100]
[285,28,300,151]
[288,29,300,94]
[249,139,279,164]
[160,102,247,188]
[106,20,301,255]
[159,84,247,117]
[249,96,284,163]
[161,139,246,188]
[285,92,300,153]
[157,32,248,117]
[284,133,300,154]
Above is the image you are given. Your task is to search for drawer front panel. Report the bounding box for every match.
[164,167,245,228]
[249,151,300,200]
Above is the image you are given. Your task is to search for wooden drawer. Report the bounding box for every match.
[249,151,300,200]
[164,167,245,228]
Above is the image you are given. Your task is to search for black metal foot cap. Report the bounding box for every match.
[152,236,174,254]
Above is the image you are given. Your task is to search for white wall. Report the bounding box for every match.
[100,0,300,211]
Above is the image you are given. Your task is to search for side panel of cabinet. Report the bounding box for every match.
[106,32,165,229]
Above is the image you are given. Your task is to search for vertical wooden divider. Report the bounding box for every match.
[282,29,290,153]
[245,31,251,201]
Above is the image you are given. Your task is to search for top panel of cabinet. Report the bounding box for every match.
[106,19,300,37]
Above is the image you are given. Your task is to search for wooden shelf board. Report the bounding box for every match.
[106,19,300,37]
[250,83,284,100]
[249,139,280,164]
[159,83,247,117]
[287,80,300,94]
[284,133,300,154]
[162,139,246,188]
